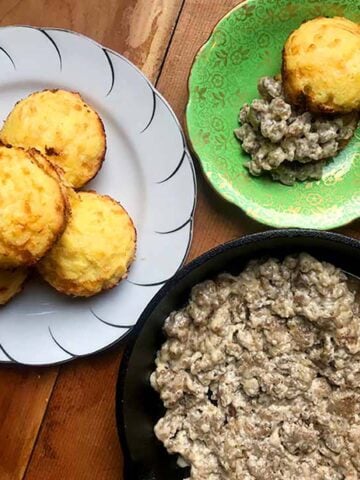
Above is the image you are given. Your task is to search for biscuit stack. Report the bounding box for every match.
[0,89,136,304]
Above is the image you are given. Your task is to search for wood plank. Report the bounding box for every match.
[0,1,184,479]
[24,350,123,480]
[0,0,184,77]
[0,367,58,480]
[156,0,253,260]
[9,1,360,480]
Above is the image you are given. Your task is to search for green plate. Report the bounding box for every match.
[186,0,360,229]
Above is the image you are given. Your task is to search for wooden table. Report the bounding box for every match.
[0,1,359,479]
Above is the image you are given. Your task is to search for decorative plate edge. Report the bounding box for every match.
[0,25,197,366]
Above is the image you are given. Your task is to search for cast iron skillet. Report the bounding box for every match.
[116,229,360,480]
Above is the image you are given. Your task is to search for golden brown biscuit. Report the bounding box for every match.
[282,17,360,113]
[0,268,28,305]
[0,89,106,188]
[0,145,68,268]
[38,191,136,297]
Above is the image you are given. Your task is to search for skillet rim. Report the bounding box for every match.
[116,228,360,478]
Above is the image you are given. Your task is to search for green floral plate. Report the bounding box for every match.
[186,0,360,229]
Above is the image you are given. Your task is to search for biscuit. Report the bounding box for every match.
[282,17,360,113]
[38,191,136,297]
[0,145,68,268]
[0,89,106,188]
[0,268,28,305]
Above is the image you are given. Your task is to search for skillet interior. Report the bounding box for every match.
[116,229,360,480]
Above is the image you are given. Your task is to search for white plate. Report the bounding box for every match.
[0,26,196,366]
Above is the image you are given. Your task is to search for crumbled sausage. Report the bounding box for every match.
[152,254,360,479]
[234,77,359,185]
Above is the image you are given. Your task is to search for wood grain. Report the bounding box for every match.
[0,366,58,480]
[156,0,255,261]
[24,350,123,480]
[0,1,184,479]
[0,0,184,77]
[0,0,359,479]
